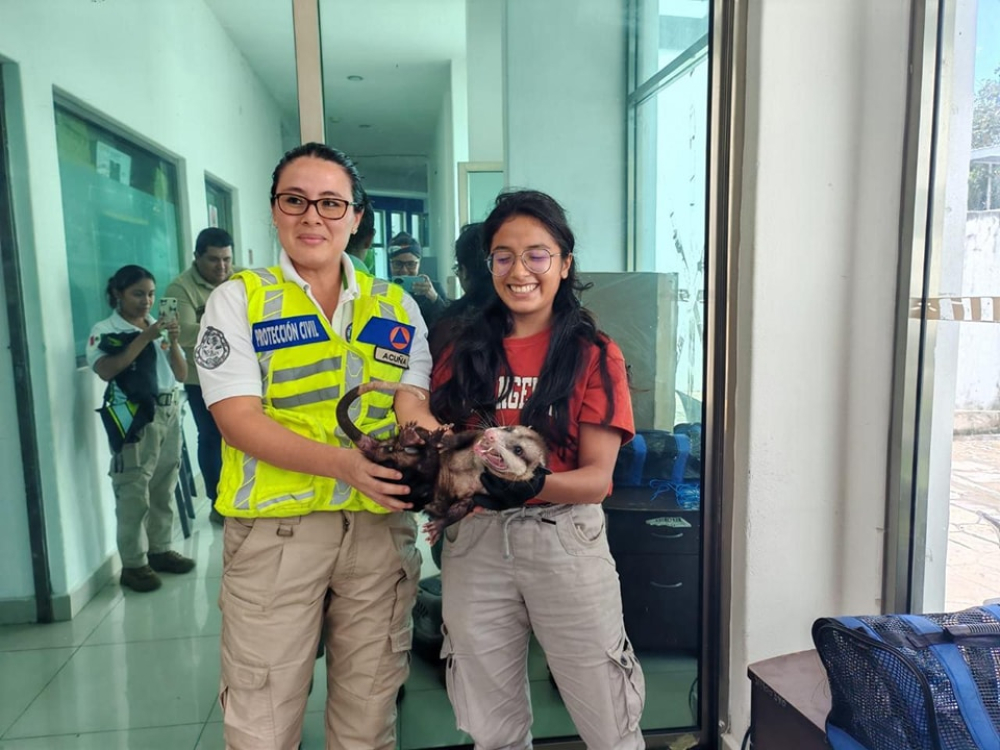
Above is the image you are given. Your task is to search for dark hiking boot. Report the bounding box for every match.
[120,565,162,592]
[148,550,196,574]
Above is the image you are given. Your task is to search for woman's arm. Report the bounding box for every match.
[210,395,412,511]
[533,423,624,505]
[93,324,161,382]
[165,321,187,382]
[394,387,443,432]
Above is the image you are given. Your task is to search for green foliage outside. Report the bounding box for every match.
[970,66,1000,210]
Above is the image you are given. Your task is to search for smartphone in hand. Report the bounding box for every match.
[158,297,179,325]
[392,276,418,293]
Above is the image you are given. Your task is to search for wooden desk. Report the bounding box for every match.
[747,650,830,750]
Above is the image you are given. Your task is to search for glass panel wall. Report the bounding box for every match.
[55,104,183,360]
[318,0,712,745]
[898,1,1000,614]
[0,0,718,747]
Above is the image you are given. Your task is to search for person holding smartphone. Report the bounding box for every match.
[165,228,235,525]
[388,231,449,327]
[87,265,196,593]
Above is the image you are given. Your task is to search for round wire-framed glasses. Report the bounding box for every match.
[487,249,560,277]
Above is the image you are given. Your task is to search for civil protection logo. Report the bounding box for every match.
[389,325,412,351]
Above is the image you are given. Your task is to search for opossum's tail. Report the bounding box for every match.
[335,380,427,446]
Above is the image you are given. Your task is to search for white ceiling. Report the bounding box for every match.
[204,0,469,192]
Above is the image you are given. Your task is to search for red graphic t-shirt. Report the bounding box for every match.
[431,327,635,477]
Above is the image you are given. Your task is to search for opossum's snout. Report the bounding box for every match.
[473,431,509,472]
[474,427,538,477]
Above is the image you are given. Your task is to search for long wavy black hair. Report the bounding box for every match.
[430,190,616,457]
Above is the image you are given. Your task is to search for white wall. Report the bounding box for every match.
[428,75,457,270]
[0,0,286,614]
[466,0,504,163]
[504,0,627,272]
[723,0,911,743]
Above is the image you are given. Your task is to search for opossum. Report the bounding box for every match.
[335,381,549,542]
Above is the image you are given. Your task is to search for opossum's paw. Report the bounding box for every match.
[422,518,445,547]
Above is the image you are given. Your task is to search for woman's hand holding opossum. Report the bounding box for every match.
[475,466,552,510]
[336,448,413,512]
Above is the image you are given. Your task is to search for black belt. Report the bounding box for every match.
[155,392,177,407]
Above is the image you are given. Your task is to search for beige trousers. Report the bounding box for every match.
[218,510,420,750]
[441,503,646,750]
[109,402,181,568]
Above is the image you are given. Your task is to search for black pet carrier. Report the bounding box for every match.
[812,604,1000,750]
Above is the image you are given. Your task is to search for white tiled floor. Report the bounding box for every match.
[0,494,699,749]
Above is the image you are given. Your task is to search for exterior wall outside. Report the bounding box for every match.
[723,0,911,744]
[0,0,286,612]
[955,212,1000,421]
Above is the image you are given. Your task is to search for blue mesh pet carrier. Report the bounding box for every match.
[812,605,1000,750]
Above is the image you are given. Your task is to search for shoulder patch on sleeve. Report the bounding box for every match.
[195,327,231,370]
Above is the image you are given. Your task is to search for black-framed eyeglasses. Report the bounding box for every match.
[390,259,420,272]
[487,249,560,276]
[272,193,357,220]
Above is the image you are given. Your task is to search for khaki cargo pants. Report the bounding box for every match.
[441,503,646,750]
[218,510,420,750]
[109,402,181,568]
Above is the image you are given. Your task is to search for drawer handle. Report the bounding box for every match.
[651,581,684,589]
[651,531,684,539]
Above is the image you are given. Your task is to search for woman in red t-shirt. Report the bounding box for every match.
[430,190,645,749]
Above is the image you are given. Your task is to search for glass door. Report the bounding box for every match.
[317,0,715,746]
[896,0,1000,615]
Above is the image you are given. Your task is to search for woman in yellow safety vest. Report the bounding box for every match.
[194,142,437,750]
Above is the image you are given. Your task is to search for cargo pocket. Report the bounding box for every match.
[607,635,646,736]
[109,442,142,477]
[221,519,285,611]
[219,653,273,739]
[389,545,421,653]
[441,626,472,733]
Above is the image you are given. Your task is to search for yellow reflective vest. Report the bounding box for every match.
[215,266,413,517]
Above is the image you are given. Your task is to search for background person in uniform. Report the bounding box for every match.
[388,231,448,328]
[430,190,645,749]
[87,265,197,593]
[165,227,234,525]
[345,191,376,274]
[428,222,494,359]
[195,142,436,750]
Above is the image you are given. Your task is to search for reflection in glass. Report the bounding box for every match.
[56,105,182,360]
[634,46,709,415]
[635,0,711,85]
[205,177,233,234]
[316,0,712,745]
[911,0,1000,614]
